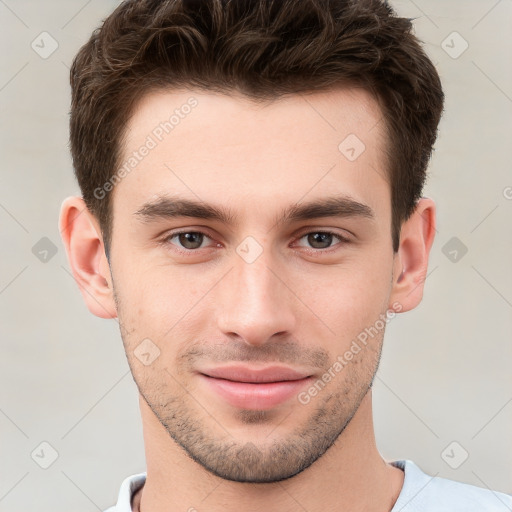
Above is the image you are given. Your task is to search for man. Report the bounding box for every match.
[59,0,511,510]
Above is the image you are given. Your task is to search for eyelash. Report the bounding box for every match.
[294,230,351,253]
[160,229,351,255]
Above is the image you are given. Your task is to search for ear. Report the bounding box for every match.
[388,198,436,313]
[59,196,117,319]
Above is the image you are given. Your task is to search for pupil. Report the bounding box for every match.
[308,232,332,249]
[179,232,203,249]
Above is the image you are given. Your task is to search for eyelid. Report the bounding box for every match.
[291,229,352,251]
[158,227,352,255]
[160,228,219,250]
[293,227,353,242]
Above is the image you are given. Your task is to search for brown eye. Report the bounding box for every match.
[307,232,334,249]
[294,231,349,250]
[167,232,210,250]
[179,232,204,249]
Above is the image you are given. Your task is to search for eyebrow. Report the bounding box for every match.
[134,195,375,226]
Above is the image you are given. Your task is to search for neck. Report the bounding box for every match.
[134,390,404,512]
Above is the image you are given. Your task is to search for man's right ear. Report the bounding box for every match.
[59,196,117,319]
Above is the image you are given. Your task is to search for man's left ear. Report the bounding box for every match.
[389,197,436,313]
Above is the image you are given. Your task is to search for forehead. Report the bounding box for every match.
[124,86,384,146]
[113,86,389,222]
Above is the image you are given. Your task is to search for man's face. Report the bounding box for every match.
[109,87,397,482]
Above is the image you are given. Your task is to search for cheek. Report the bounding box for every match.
[113,258,219,351]
[295,255,393,348]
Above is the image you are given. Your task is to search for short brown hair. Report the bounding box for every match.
[69,0,444,256]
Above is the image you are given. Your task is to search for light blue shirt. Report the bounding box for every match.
[104,459,512,511]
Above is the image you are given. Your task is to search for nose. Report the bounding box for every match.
[216,248,297,347]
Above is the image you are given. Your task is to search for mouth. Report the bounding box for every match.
[197,365,313,410]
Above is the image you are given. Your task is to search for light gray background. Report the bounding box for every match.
[1,1,511,510]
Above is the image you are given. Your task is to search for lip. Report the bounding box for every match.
[200,365,311,383]
[197,365,313,410]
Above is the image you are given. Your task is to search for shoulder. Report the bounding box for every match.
[103,472,146,512]
[392,460,512,511]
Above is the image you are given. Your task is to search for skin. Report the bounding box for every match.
[60,86,436,512]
